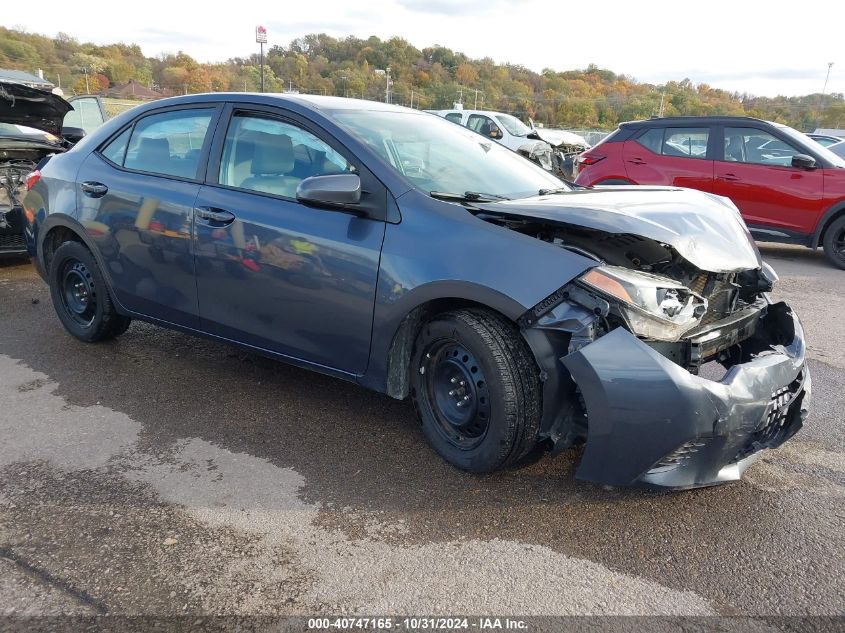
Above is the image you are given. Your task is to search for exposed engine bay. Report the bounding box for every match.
[0,159,37,230]
[492,214,776,372]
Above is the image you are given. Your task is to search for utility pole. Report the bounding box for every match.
[342,75,348,97]
[385,66,391,103]
[83,68,89,94]
[820,62,834,119]
[658,89,666,117]
[410,90,415,109]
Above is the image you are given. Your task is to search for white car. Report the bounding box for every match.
[427,108,588,179]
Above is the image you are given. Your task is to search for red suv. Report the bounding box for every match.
[574,116,845,269]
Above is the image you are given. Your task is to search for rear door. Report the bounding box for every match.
[623,126,715,192]
[713,126,823,233]
[192,106,386,374]
[74,105,221,327]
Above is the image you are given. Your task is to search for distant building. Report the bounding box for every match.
[0,68,54,90]
[813,128,845,138]
[106,79,161,100]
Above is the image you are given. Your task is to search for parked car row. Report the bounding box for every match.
[19,92,809,489]
[574,116,845,269]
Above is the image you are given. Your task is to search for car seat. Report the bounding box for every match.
[725,137,745,162]
[239,132,300,198]
[130,137,170,171]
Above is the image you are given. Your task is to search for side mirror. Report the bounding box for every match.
[296,173,362,209]
[61,126,86,144]
[526,130,542,140]
[791,154,816,170]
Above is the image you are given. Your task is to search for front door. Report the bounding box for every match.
[74,106,219,327]
[193,108,386,375]
[713,126,824,233]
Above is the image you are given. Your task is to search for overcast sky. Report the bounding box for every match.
[12,0,844,98]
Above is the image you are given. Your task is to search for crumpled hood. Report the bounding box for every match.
[0,81,72,137]
[477,186,762,273]
[533,128,589,148]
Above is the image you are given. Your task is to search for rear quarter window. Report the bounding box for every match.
[635,127,663,153]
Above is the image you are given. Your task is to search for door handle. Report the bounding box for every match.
[719,173,740,181]
[80,181,108,197]
[627,158,646,165]
[195,206,236,224]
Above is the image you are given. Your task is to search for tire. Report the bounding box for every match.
[410,309,542,473]
[48,240,131,342]
[822,216,845,270]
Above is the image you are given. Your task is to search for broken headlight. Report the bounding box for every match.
[579,265,707,341]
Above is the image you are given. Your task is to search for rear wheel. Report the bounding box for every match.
[822,216,845,270]
[48,241,131,342]
[410,309,541,473]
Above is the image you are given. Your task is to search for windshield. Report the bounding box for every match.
[495,113,531,137]
[778,124,845,168]
[332,110,564,199]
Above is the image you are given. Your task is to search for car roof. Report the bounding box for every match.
[619,115,776,129]
[430,109,515,117]
[125,92,417,116]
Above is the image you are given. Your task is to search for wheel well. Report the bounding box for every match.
[384,298,512,399]
[818,207,845,247]
[42,225,84,272]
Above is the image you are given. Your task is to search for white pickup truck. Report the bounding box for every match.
[426,108,589,179]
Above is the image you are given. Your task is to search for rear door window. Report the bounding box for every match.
[661,128,709,158]
[121,109,214,179]
[444,112,463,124]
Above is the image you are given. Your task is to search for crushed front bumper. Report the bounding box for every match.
[562,301,810,489]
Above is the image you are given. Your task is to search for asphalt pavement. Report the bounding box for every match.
[0,243,843,620]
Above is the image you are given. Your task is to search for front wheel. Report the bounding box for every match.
[410,309,542,473]
[822,216,845,270]
[48,240,131,342]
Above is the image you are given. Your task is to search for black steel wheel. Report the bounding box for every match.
[48,240,131,342]
[410,309,542,473]
[59,259,97,327]
[823,216,845,270]
[420,341,492,451]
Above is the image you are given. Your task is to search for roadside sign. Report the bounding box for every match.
[256,26,267,44]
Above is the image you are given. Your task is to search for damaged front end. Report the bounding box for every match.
[501,198,810,489]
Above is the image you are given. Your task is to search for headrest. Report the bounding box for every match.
[136,137,170,165]
[251,132,294,175]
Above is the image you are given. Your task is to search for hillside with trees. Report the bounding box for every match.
[1,27,843,132]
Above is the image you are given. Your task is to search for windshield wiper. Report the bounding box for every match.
[538,181,586,195]
[430,191,512,203]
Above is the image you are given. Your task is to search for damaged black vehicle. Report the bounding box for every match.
[25,95,809,489]
[1,81,104,255]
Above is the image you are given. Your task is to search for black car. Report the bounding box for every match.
[0,82,105,255]
[23,94,810,489]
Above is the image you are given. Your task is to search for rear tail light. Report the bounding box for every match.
[25,170,41,191]
[577,154,605,167]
